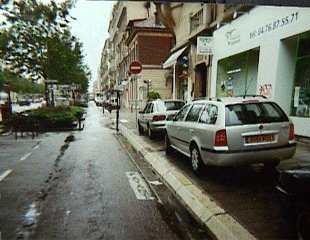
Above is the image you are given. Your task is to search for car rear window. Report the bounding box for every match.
[164,101,185,111]
[225,102,289,126]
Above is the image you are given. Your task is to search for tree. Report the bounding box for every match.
[148,91,161,100]
[0,0,89,93]
[42,32,90,93]
[0,68,44,94]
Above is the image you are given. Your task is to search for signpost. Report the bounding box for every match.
[44,79,58,107]
[129,61,142,75]
[129,61,142,127]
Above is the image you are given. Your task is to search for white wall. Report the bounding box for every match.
[291,117,310,137]
[274,37,297,113]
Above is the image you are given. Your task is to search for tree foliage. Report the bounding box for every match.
[0,0,89,93]
[0,68,44,93]
[148,91,161,100]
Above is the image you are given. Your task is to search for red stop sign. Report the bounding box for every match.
[129,61,142,75]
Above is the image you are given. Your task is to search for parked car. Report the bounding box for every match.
[138,99,185,139]
[18,95,31,106]
[276,166,310,240]
[165,96,296,173]
[95,96,104,106]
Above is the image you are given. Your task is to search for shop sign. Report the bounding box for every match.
[249,11,299,39]
[197,36,213,55]
[58,84,71,91]
[225,29,241,46]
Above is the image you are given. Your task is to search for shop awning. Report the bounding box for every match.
[162,46,188,69]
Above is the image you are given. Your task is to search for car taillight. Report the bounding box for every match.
[289,124,295,140]
[215,130,228,146]
[152,115,166,121]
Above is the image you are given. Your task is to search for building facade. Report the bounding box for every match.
[212,6,310,137]
[157,3,249,103]
[100,1,174,109]
[126,17,174,109]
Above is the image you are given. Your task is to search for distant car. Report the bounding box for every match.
[95,97,103,106]
[18,96,31,106]
[138,99,185,139]
[165,96,296,174]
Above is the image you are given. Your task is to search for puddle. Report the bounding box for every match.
[17,202,41,239]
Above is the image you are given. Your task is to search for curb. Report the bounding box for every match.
[119,124,256,240]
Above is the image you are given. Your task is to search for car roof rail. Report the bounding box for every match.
[210,97,222,102]
[193,97,222,102]
[235,94,267,99]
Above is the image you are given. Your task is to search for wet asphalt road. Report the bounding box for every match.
[0,103,184,239]
[0,131,70,239]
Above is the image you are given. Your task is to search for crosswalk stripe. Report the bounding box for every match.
[0,169,13,182]
[20,152,31,161]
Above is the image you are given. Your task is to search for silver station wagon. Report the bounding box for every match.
[165,96,296,174]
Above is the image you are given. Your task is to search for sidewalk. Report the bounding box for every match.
[114,108,310,240]
[117,108,310,169]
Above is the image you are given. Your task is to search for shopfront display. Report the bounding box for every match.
[216,50,259,97]
[291,31,310,118]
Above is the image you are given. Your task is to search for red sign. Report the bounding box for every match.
[129,61,142,75]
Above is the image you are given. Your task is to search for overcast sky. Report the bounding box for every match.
[69,0,115,90]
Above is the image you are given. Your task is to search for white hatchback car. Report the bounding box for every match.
[138,99,185,139]
[165,96,296,174]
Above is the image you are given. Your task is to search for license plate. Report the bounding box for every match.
[246,134,275,143]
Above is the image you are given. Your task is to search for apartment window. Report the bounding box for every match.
[190,8,203,33]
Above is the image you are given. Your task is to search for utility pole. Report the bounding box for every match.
[3,84,12,115]
[129,61,143,128]
[116,90,120,132]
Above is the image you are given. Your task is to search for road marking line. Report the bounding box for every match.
[126,172,154,200]
[20,152,31,161]
[33,145,40,150]
[0,169,13,182]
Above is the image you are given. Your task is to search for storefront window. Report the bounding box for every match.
[291,31,310,117]
[216,49,259,97]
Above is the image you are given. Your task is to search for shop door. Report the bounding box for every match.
[194,64,207,98]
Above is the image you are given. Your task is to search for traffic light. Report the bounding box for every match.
[181,55,189,78]
[148,79,152,89]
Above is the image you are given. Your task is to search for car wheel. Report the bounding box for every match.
[165,132,172,155]
[190,144,203,174]
[148,126,154,139]
[138,121,143,135]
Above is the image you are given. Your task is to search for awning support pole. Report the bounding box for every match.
[173,63,176,100]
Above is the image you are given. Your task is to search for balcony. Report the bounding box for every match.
[190,8,204,33]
